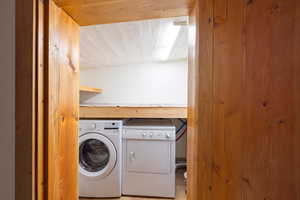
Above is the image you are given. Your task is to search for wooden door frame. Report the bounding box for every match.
[16,0,46,199]
[16,0,37,200]
[15,0,204,200]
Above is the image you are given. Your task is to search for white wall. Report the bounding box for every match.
[80,60,188,106]
[0,0,15,199]
[80,60,188,159]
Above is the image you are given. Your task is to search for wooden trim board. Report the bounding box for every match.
[37,0,45,199]
[187,1,213,199]
[80,106,187,119]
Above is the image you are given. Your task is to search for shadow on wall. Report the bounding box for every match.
[174,119,187,159]
[80,92,98,103]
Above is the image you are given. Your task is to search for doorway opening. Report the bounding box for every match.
[78,16,189,200]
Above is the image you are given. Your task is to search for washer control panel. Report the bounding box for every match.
[79,122,97,131]
[79,120,123,133]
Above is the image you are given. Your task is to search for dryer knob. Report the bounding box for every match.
[142,133,147,137]
[165,133,170,138]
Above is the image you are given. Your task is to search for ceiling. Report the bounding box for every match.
[80,16,188,69]
[53,0,193,26]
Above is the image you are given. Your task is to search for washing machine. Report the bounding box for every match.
[122,119,176,198]
[79,120,123,198]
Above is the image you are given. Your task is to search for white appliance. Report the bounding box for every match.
[79,120,123,198]
[122,119,176,198]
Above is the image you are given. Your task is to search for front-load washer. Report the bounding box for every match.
[122,119,176,198]
[79,120,123,198]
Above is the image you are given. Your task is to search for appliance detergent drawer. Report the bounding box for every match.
[125,140,171,174]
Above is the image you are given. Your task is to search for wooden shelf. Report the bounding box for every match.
[80,106,187,119]
[80,86,102,94]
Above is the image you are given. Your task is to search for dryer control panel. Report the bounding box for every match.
[123,129,175,141]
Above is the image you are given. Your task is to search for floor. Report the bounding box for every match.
[80,169,187,200]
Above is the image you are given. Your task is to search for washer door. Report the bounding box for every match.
[79,133,117,179]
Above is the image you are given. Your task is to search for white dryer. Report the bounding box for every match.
[79,120,123,198]
[122,119,176,198]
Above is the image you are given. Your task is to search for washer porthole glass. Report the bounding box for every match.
[79,139,110,172]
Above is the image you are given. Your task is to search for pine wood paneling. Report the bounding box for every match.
[212,0,245,198]
[52,0,194,26]
[191,0,300,199]
[240,0,300,198]
[46,1,80,200]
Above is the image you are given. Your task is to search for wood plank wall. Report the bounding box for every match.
[189,0,300,199]
[46,1,80,200]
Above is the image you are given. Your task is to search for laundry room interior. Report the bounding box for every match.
[13,0,300,200]
[78,16,189,200]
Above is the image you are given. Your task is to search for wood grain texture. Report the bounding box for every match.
[191,0,300,199]
[15,0,36,199]
[52,0,194,26]
[37,0,45,199]
[186,4,199,200]
[187,0,214,200]
[212,0,244,198]
[240,0,300,198]
[46,1,80,200]
[80,106,187,119]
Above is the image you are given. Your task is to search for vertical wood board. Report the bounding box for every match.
[37,0,45,199]
[187,0,214,199]
[46,1,80,200]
